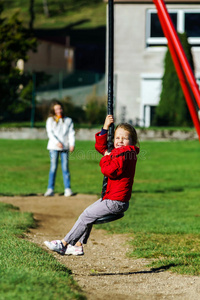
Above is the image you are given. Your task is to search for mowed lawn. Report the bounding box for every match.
[0,139,200,286]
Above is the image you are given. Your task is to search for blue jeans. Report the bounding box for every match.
[47,150,71,190]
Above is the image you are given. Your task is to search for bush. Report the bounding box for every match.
[85,92,107,125]
[35,98,86,124]
[153,33,194,127]
[62,97,86,123]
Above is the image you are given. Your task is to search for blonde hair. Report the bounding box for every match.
[115,123,138,146]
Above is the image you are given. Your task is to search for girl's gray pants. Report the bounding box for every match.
[63,198,129,245]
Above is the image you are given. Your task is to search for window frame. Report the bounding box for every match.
[146,8,200,47]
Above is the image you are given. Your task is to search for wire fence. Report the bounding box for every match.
[35,70,106,106]
[29,70,107,127]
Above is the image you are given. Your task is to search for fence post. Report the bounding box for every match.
[59,71,63,100]
[30,72,36,128]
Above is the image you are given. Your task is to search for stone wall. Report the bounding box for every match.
[0,128,198,141]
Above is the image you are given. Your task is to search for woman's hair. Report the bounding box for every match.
[115,123,139,146]
[48,100,64,118]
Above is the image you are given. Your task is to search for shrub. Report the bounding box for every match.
[85,91,107,125]
[153,33,194,127]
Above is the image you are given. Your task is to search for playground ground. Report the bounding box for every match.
[1,193,200,300]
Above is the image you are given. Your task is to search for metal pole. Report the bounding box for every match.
[101,0,114,198]
[107,0,114,151]
[31,72,36,128]
[59,71,63,100]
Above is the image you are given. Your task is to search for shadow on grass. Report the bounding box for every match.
[132,188,184,194]
[58,192,78,196]
[89,263,178,276]
[0,192,80,197]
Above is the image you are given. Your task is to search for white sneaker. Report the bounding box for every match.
[65,244,84,256]
[44,189,54,196]
[64,188,73,197]
[44,240,66,255]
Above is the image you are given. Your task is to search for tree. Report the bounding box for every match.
[0,3,37,121]
[29,0,35,31]
[153,33,194,127]
[43,0,50,18]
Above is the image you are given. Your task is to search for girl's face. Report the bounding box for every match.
[54,104,63,117]
[114,128,133,148]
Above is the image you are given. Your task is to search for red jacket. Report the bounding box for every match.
[95,132,139,202]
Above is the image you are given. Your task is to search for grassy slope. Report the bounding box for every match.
[0,202,85,299]
[2,0,106,29]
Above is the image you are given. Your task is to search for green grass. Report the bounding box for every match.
[99,189,200,276]
[0,139,200,276]
[2,0,106,29]
[98,140,200,276]
[0,139,103,195]
[0,202,85,299]
[134,140,200,193]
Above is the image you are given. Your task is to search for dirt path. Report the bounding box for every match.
[1,194,200,300]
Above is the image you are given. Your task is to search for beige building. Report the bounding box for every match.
[109,0,200,126]
[25,38,75,73]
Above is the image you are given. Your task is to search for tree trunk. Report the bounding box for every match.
[29,0,35,31]
[43,0,50,17]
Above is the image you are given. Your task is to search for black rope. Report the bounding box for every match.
[101,0,114,198]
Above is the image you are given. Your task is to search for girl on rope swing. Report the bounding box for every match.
[44,114,139,256]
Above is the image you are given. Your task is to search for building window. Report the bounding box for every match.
[143,105,156,127]
[197,77,200,89]
[140,75,162,127]
[185,13,200,38]
[150,12,177,38]
[146,9,200,47]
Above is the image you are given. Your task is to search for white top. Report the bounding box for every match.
[46,117,75,150]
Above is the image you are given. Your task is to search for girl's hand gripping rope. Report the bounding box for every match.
[103,115,114,130]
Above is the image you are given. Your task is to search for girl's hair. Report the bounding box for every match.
[115,123,139,146]
[48,100,64,118]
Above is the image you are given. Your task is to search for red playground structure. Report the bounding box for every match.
[153,0,200,140]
